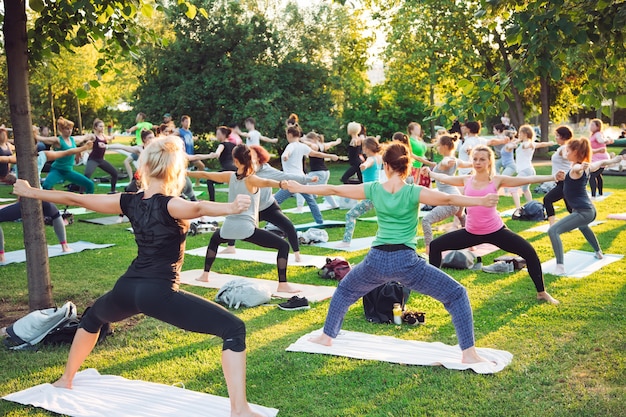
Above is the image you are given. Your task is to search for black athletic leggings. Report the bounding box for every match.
[207,168,236,201]
[206,227,289,282]
[84,158,118,192]
[429,226,546,292]
[589,167,604,197]
[0,200,61,222]
[340,164,363,184]
[543,181,572,218]
[80,277,246,352]
[227,201,299,252]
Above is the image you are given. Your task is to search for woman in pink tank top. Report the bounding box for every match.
[426,145,562,305]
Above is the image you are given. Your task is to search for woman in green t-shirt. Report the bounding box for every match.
[285,141,499,366]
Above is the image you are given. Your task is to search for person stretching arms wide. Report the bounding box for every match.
[285,141,499,364]
[548,138,625,275]
[426,145,561,305]
[13,136,265,417]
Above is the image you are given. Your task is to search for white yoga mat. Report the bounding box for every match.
[180,269,336,302]
[80,216,129,225]
[0,241,115,266]
[541,250,623,278]
[2,368,278,417]
[185,247,330,268]
[283,202,337,214]
[607,213,626,220]
[64,207,94,215]
[525,220,604,234]
[286,329,512,374]
[0,197,16,202]
[499,208,517,217]
[293,220,345,231]
[313,236,377,252]
[587,191,612,201]
[96,181,130,188]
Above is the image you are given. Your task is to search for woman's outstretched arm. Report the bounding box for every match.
[13,179,122,214]
[286,181,365,200]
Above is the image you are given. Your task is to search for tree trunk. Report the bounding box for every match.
[494,30,525,127]
[48,83,56,136]
[4,0,54,310]
[539,74,550,145]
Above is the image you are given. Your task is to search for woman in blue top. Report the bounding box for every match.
[286,141,499,365]
[36,117,95,193]
[336,136,383,248]
[13,136,266,417]
[548,138,624,275]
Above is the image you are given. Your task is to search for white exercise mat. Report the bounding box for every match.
[96,181,130,188]
[63,207,94,215]
[587,191,612,201]
[2,368,278,417]
[607,213,626,220]
[286,329,512,374]
[0,197,16,202]
[541,250,623,278]
[498,208,517,217]
[0,241,115,266]
[179,269,336,302]
[80,216,128,225]
[185,247,330,268]
[293,220,345,231]
[283,202,337,214]
[525,220,604,234]
[313,236,377,252]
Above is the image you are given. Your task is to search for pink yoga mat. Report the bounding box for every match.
[607,213,626,220]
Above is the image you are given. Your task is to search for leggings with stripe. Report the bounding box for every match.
[323,247,475,350]
[429,226,546,293]
[205,227,289,282]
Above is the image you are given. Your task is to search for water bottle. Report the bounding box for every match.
[392,303,402,325]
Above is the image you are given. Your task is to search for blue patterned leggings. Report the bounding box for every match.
[323,247,475,350]
[342,199,374,243]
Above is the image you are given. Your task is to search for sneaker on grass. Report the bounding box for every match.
[482,261,514,274]
[278,296,310,311]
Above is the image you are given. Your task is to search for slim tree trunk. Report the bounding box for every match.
[539,74,550,146]
[48,83,56,136]
[4,0,54,310]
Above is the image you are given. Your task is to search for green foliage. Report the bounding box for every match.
[130,0,372,152]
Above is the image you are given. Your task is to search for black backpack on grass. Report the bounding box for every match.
[363,282,411,324]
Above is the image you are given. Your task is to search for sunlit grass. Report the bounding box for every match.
[0,158,624,416]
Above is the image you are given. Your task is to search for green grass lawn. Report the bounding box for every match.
[0,153,625,416]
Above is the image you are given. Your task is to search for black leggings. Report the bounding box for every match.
[80,277,246,352]
[206,227,289,282]
[84,158,118,192]
[340,164,363,184]
[429,226,546,293]
[589,167,604,197]
[207,168,236,201]
[227,202,299,252]
[0,200,61,222]
[543,181,572,217]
